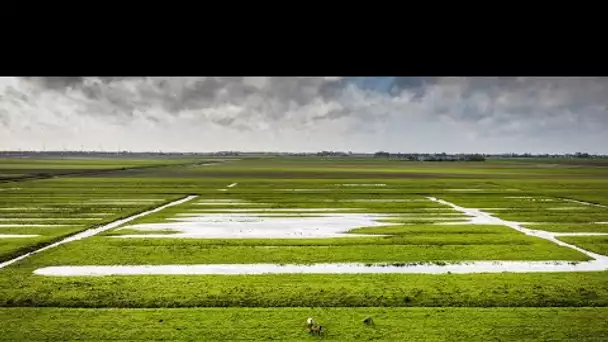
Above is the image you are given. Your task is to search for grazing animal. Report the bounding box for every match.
[307,317,315,328]
[306,317,324,335]
[363,316,374,325]
[309,324,324,335]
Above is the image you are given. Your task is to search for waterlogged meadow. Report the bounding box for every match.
[0,187,182,262]
[1,155,608,340]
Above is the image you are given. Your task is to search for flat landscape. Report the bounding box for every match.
[1,155,607,341]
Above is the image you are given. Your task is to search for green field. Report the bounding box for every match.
[1,155,607,340]
[1,307,606,341]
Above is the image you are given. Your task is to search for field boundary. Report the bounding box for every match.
[427,197,608,262]
[0,195,199,270]
[0,161,220,183]
[31,195,608,276]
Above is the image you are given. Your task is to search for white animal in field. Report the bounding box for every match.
[307,317,314,327]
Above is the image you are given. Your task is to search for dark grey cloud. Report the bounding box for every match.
[27,77,85,90]
[1,76,608,153]
[17,77,349,125]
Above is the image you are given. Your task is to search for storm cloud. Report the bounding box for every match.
[1,76,607,153]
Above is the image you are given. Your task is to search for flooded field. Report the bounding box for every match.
[1,156,608,340]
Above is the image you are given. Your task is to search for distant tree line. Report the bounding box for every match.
[373,151,486,162]
[497,152,597,159]
[316,151,352,157]
[0,151,605,159]
[211,151,241,156]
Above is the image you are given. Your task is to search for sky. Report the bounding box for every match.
[1,76,607,154]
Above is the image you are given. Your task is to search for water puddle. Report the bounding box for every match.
[0,218,101,221]
[340,184,387,187]
[182,208,360,212]
[0,234,39,238]
[0,196,199,270]
[76,201,164,205]
[444,189,486,192]
[195,199,248,203]
[504,196,555,202]
[0,224,79,227]
[427,197,608,261]
[27,192,608,276]
[326,199,427,202]
[33,260,608,276]
[0,208,50,211]
[88,199,162,202]
[562,198,608,209]
[113,213,397,239]
[547,207,589,211]
[551,232,608,236]
[191,203,267,207]
[274,189,334,192]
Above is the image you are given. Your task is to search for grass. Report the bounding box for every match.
[558,236,608,255]
[1,307,607,341]
[1,270,608,308]
[0,157,210,182]
[14,233,589,265]
[0,192,192,269]
[0,237,50,261]
[0,226,89,261]
[523,223,608,233]
[0,226,87,236]
[428,194,608,223]
[1,155,608,339]
[0,190,184,262]
[102,233,552,246]
[494,213,608,223]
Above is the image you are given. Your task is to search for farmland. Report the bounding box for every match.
[0,155,607,340]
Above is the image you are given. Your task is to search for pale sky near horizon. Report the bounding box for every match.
[1,77,607,154]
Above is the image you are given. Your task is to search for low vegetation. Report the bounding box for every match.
[1,155,608,340]
[1,307,606,341]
